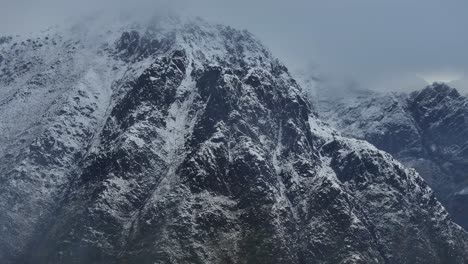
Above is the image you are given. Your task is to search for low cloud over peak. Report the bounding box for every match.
[2,0,467,93]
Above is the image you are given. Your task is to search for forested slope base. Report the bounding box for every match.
[0,17,467,264]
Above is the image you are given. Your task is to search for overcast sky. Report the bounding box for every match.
[1,0,468,93]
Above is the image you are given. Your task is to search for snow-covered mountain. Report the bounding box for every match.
[1,17,467,263]
[319,83,468,232]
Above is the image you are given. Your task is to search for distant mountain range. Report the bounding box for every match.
[319,83,468,231]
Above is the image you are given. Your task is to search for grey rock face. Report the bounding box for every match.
[1,19,467,264]
[320,83,468,231]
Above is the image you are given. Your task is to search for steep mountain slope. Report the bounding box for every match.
[1,18,467,264]
[319,83,468,231]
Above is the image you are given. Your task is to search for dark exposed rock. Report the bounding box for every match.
[0,19,467,264]
[319,82,468,231]
[0,36,12,45]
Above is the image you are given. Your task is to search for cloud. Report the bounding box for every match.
[1,0,468,93]
[0,0,185,34]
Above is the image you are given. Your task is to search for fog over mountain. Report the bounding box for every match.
[2,1,468,263]
[1,0,468,94]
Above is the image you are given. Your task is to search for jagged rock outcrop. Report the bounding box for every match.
[319,83,468,231]
[1,17,467,264]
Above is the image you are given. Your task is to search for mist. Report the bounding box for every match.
[1,0,468,94]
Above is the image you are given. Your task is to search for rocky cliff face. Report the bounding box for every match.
[1,18,467,264]
[319,83,468,231]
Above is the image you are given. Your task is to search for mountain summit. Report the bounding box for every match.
[1,18,467,264]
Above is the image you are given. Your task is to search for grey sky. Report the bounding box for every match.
[1,0,468,93]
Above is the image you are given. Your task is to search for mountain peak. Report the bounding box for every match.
[416,82,461,99]
[319,83,468,232]
[1,18,467,264]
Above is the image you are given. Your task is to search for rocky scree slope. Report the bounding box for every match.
[0,18,467,264]
[319,83,468,231]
